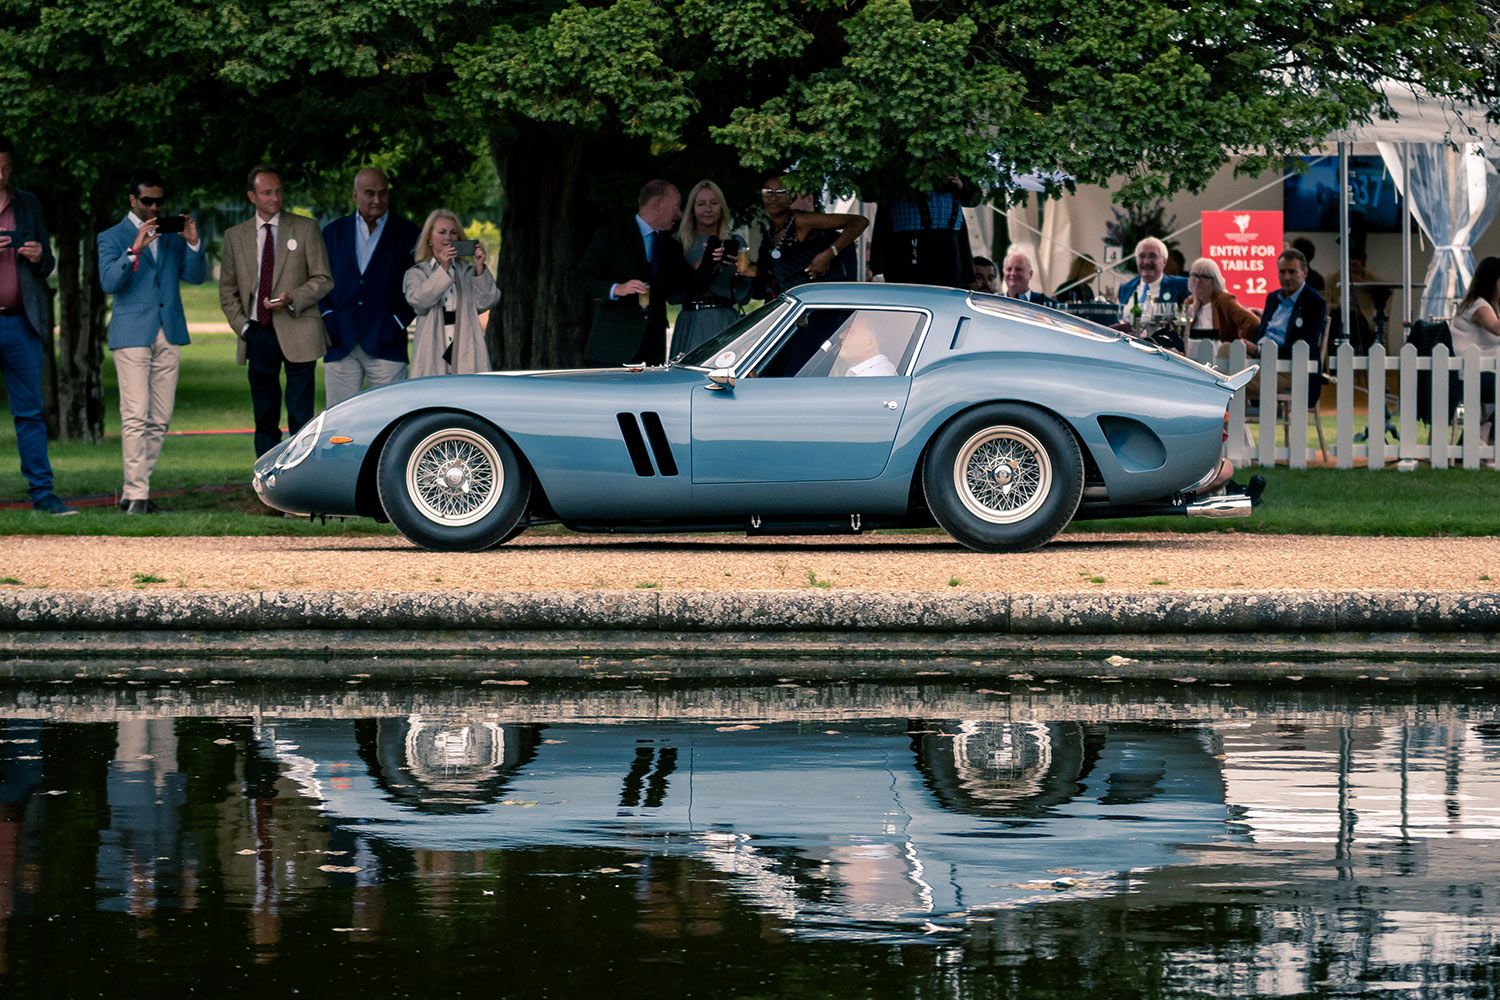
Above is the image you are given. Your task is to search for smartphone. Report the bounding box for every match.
[452,239,478,258]
[0,229,23,245]
[155,215,186,235]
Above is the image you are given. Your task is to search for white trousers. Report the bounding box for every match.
[113,330,179,501]
[324,343,408,408]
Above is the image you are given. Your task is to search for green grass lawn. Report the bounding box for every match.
[181,281,229,327]
[1,327,392,537]
[1,286,1497,538]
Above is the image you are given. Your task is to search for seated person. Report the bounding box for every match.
[837,315,898,377]
[1183,257,1259,344]
[970,255,999,293]
[1054,254,1102,304]
[1117,236,1190,310]
[1451,254,1500,444]
[1253,248,1327,398]
[1001,251,1056,306]
[1327,252,1385,352]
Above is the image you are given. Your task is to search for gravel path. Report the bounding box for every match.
[2,533,1497,593]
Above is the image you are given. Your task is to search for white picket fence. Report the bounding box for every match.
[1185,339,1500,470]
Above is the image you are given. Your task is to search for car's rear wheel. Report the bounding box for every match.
[377,412,530,551]
[922,404,1083,552]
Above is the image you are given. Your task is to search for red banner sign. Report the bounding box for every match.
[1200,210,1283,305]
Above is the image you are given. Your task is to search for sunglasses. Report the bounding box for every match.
[1189,272,1215,279]
[760,188,790,197]
[136,195,166,207]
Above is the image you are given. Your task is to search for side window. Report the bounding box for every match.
[753,309,924,379]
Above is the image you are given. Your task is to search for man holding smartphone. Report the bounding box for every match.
[97,171,206,513]
[218,165,333,458]
[0,135,74,515]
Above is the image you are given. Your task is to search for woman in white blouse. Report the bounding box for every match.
[404,209,499,377]
[1451,255,1499,443]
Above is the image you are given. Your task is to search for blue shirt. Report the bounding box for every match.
[610,215,658,300]
[635,213,655,260]
[1263,285,1304,346]
[354,212,387,274]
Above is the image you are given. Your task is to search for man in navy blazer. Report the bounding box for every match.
[97,170,206,513]
[575,179,688,366]
[1116,237,1190,311]
[1253,247,1327,399]
[319,168,420,407]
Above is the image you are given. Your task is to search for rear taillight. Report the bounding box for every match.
[1222,410,1230,442]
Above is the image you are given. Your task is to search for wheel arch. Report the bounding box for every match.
[908,398,1101,509]
[355,406,550,522]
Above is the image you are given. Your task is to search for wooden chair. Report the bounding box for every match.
[1278,316,1331,463]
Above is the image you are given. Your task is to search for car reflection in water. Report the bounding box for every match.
[258,717,1234,932]
[5,707,1500,996]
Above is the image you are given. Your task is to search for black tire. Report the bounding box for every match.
[376,411,531,552]
[921,403,1084,552]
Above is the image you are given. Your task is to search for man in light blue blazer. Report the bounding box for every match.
[97,171,206,513]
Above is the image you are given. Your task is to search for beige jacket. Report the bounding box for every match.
[404,260,499,377]
[219,212,334,365]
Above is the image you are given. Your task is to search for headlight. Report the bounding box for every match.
[277,412,325,470]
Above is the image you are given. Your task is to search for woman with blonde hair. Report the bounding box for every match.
[1053,254,1100,303]
[1182,256,1259,344]
[670,179,754,355]
[404,209,499,377]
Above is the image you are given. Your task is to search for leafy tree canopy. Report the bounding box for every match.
[456,0,1497,204]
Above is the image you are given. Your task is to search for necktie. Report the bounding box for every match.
[256,222,275,325]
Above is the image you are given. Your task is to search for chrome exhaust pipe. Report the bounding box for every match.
[1184,494,1254,518]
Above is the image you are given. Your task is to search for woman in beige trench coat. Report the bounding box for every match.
[404,209,499,377]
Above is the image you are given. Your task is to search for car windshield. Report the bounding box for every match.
[677,298,794,370]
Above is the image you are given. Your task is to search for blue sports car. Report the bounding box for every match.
[252,283,1258,552]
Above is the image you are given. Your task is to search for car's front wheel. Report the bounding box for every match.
[376,412,530,551]
[922,404,1083,552]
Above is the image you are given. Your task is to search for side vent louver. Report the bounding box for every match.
[616,413,655,477]
[616,412,680,478]
[639,412,679,476]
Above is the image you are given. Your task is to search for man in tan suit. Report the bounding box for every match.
[219,165,333,457]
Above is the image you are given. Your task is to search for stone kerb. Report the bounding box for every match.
[2,590,1500,634]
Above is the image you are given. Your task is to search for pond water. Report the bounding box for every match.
[1,679,1498,998]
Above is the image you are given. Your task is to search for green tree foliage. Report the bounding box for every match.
[465,0,1495,204]
[0,0,481,439]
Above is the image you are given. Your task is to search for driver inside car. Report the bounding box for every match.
[836,316,898,377]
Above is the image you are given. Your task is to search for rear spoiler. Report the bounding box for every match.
[1217,366,1258,392]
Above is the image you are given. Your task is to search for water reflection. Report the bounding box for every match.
[0,685,1497,997]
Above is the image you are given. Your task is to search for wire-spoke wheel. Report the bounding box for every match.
[953,427,1053,525]
[923,404,1083,553]
[378,412,530,551]
[405,429,503,527]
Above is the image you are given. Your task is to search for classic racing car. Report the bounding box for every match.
[252,283,1258,552]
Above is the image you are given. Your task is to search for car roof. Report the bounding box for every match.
[787,282,971,309]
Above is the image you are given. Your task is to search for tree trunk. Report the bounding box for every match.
[52,196,107,442]
[487,124,595,369]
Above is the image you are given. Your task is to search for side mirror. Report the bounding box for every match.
[705,368,736,391]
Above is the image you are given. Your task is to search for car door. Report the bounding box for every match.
[689,306,929,484]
